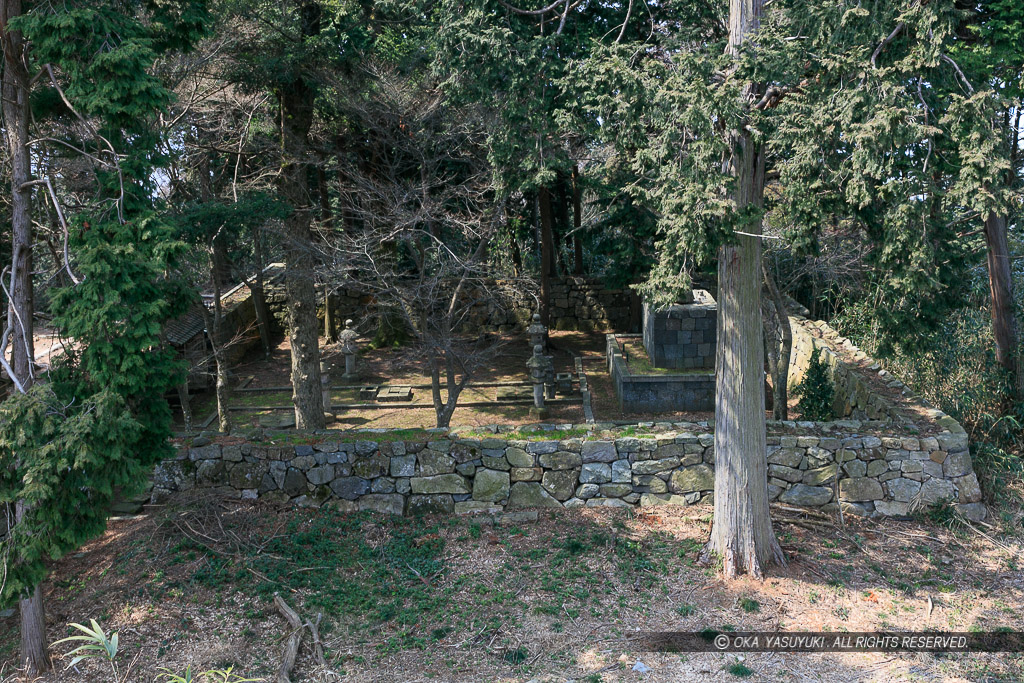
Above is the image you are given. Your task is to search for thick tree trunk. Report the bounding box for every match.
[538,186,555,329]
[2,0,48,671]
[572,164,583,275]
[762,261,791,420]
[249,228,273,358]
[278,1,325,429]
[201,267,232,434]
[984,211,1023,401]
[2,0,33,389]
[703,0,784,580]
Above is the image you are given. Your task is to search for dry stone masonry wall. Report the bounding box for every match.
[155,416,986,522]
[266,277,635,336]
[788,315,915,423]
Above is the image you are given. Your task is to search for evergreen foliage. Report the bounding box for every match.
[0,0,209,606]
[795,346,835,422]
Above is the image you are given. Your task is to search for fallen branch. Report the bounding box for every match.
[305,612,330,672]
[275,593,304,683]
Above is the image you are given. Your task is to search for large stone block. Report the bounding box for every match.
[803,465,838,486]
[885,477,921,503]
[407,494,455,515]
[942,451,973,478]
[669,464,714,493]
[352,455,389,479]
[874,500,910,517]
[229,462,268,490]
[526,441,559,455]
[581,441,617,463]
[600,483,633,497]
[507,482,563,509]
[919,478,955,506]
[767,448,803,468]
[779,484,833,506]
[579,463,612,484]
[632,458,679,475]
[411,474,470,495]
[330,477,370,500]
[955,502,987,522]
[390,455,416,478]
[640,493,690,507]
[505,447,534,468]
[538,451,582,470]
[541,470,579,501]
[839,477,883,502]
[359,494,405,516]
[418,451,456,476]
[632,475,668,493]
[195,459,226,487]
[767,465,802,483]
[955,473,982,504]
[306,465,335,486]
[473,469,510,502]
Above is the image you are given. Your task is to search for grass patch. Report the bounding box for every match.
[727,662,754,677]
[184,509,450,652]
[739,597,760,613]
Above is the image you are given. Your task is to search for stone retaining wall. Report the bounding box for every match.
[788,316,912,423]
[155,418,986,522]
[265,277,635,336]
[547,278,633,332]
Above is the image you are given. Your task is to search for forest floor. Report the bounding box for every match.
[1,496,1021,682]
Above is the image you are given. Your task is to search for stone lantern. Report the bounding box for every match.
[526,343,548,417]
[527,313,547,350]
[320,360,332,411]
[338,319,359,379]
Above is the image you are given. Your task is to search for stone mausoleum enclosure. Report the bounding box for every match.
[608,290,717,412]
[153,304,987,522]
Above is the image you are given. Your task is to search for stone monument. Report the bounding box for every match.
[338,319,359,379]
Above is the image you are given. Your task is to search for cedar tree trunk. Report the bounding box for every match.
[703,0,785,579]
[2,0,48,671]
[278,0,325,429]
[984,211,1023,400]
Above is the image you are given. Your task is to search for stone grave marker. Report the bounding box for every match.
[377,386,413,402]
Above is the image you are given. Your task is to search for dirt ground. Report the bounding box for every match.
[176,330,740,431]
[1,497,1020,682]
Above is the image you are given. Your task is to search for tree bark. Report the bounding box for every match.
[248,227,273,358]
[201,261,232,434]
[983,211,1023,400]
[2,0,48,671]
[538,186,555,329]
[572,164,583,275]
[278,0,325,429]
[762,261,791,420]
[2,0,33,390]
[703,0,784,580]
